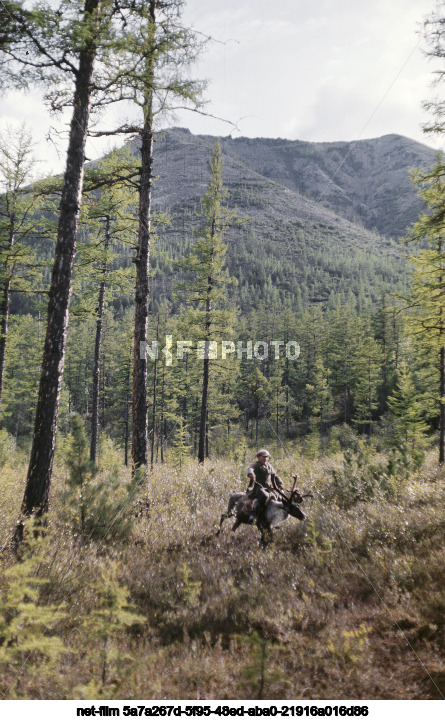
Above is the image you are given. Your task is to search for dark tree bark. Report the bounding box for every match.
[0,215,13,414]
[124,345,131,467]
[205,408,209,459]
[275,386,279,439]
[150,315,159,470]
[90,214,110,464]
[132,123,153,472]
[18,0,100,525]
[440,344,444,464]
[440,246,444,465]
[160,363,166,464]
[132,2,155,473]
[198,354,210,463]
[198,288,212,463]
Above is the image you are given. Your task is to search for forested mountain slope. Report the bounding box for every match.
[144,128,435,313]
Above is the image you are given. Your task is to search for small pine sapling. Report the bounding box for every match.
[63,413,142,542]
[0,534,67,696]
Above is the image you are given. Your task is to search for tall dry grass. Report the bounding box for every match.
[0,438,444,700]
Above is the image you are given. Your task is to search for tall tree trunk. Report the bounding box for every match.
[0,278,11,416]
[124,345,131,467]
[285,330,290,433]
[440,344,444,464]
[205,408,209,459]
[90,215,109,464]
[227,380,231,439]
[198,354,209,463]
[160,363,165,464]
[0,213,14,414]
[183,353,189,425]
[198,256,214,463]
[439,244,444,465]
[132,8,155,473]
[150,315,159,470]
[276,386,279,439]
[18,0,100,527]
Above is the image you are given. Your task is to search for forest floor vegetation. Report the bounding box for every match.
[0,435,445,700]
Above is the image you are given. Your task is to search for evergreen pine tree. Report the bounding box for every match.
[178,140,238,462]
[0,535,67,692]
[405,158,445,462]
[387,360,428,453]
[0,125,44,414]
[64,413,140,542]
[3,0,133,535]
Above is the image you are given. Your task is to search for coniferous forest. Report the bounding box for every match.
[0,0,445,703]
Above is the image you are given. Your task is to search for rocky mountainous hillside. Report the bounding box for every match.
[141,128,436,312]
[219,132,437,240]
[151,128,437,239]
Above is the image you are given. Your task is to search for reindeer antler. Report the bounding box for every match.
[271,472,314,505]
[274,473,314,504]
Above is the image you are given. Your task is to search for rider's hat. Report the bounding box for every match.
[256,449,270,458]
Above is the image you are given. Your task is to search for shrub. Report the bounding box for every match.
[0,429,15,467]
[61,414,143,542]
[330,441,422,507]
[0,533,67,697]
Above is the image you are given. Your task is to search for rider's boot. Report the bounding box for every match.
[249,500,259,523]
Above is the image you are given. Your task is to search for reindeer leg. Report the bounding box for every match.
[258,523,273,548]
[231,518,242,533]
[216,512,230,536]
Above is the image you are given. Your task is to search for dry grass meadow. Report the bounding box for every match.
[1,435,445,701]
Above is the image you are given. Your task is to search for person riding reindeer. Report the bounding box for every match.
[246,449,285,521]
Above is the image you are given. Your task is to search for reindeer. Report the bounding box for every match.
[217,475,312,546]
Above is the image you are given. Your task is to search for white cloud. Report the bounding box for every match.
[1,0,442,174]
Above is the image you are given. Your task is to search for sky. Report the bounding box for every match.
[0,0,443,177]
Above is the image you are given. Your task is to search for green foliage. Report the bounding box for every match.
[331,441,398,507]
[73,145,140,319]
[305,358,333,431]
[332,440,425,508]
[404,157,445,462]
[0,534,67,692]
[63,413,140,542]
[178,563,202,608]
[1,313,44,438]
[74,560,146,696]
[327,624,372,665]
[303,430,321,459]
[170,417,192,470]
[387,360,428,454]
[238,631,283,700]
[0,428,15,466]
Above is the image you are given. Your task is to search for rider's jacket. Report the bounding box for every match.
[246,460,284,494]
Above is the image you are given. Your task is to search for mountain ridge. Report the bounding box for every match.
[151,127,436,238]
[140,128,428,312]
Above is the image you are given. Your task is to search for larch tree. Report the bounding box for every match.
[410,4,445,463]
[387,360,429,451]
[118,1,204,474]
[80,149,139,465]
[422,3,445,137]
[0,124,44,414]
[0,0,136,532]
[405,160,445,463]
[89,0,206,474]
[178,140,237,463]
[351,331,382,437]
